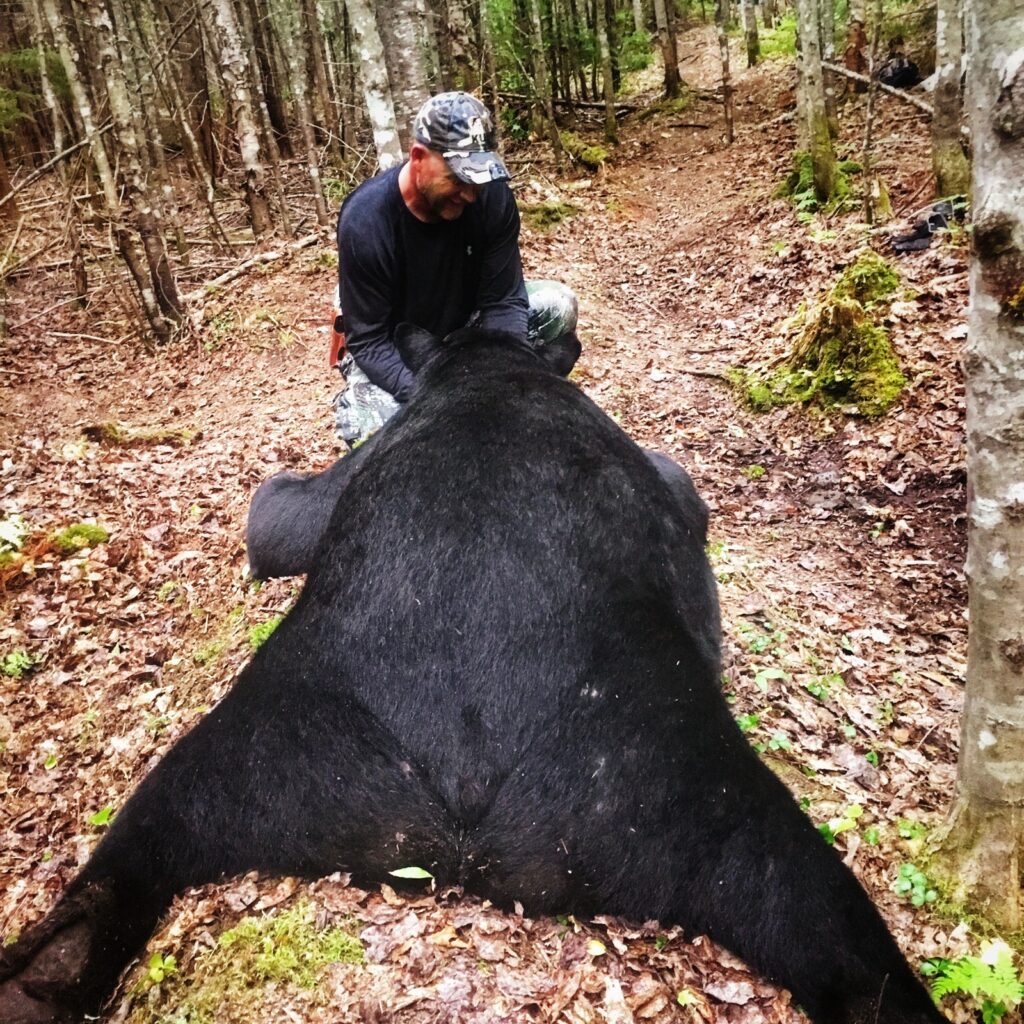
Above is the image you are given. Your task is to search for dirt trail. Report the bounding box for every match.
[0,30,971,1023]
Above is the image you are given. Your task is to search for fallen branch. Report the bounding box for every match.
[0,124,114,210]
[499,91,637,112]
[821,62,934,115]
[184,232,324,304]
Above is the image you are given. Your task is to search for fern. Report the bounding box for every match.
[930,942,1024,1023]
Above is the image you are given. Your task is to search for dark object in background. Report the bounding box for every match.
[0,328,944,1024]
[877,55,921,88]
[892,196,968,253]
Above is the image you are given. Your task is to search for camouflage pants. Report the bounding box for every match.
[333,280,578,448]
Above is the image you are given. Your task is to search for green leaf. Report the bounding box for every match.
[89,805,114,827]
[754,667,787,692]
[388,866,434,880]
[43,754,57,769]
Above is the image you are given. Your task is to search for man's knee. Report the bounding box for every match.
[526,280,578,347]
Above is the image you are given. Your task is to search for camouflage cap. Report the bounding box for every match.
[412,92,510,185]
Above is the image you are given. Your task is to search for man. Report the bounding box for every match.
[334,91,579,447]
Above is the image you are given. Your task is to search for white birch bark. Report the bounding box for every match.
[375,0,431,150]
[936,0,1024,930]
[932,0,970,196]
[210,0,273,236]
[274,0,330,224]
[344,0,403,168]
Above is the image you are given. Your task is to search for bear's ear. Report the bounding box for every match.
[394,323,442,373]
[537,330,582,378]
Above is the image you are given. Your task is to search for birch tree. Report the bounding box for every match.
[210,0,273,236]
[86,0,182,335]
[376,0,432,149]
[844,0,867,86]
[795,0,836,200]
[934,0,1024,931]
[716,0,734,144]
[344,0,403,168]
[932,0,970,197]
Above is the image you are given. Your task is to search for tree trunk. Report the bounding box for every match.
[932,0,970,197]
[375,0,432,150]
[275,0,330,225]
[715,0,734,144]
[632,0,644,34]
[527,0,564,167]
[844,0,867,88]
[86,0,183,336]
[932,0,1024,933]
[652,0,680,98]
[595,0,617,142]
[762,0,775,30]
[479,0,502,126]
[243,0,292,156]
[742,0,759,66]
[302,0,336,145]
[795,0,836,199]
[40,0,170,338]
[818,0,839,136]
[210,0,273,237]
[344,0,403,168]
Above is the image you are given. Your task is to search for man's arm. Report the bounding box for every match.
[337,202,416,402]
[473,184,529,339]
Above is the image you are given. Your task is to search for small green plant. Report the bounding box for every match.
[818,803,862,845]
[208,308,237,342]
[248,614,283,650]
[924,941,1024,1024]
[389,865,434,880]
[768,731,792,752]
[741,464,766,480]
[897,818,928,842]
[43,753,58,769]
[736,712,760,733]
[144,952,178,987]
[1,649,36,678]
[0,513,28,556]
[893,862,937,907]
[754,666,788,691]
[758,11,797,58]
[519,200,580,232]
[50,522,109,555]
[805,672,843,701]
[89,805,115,828]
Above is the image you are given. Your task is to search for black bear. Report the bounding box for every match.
[0,327,942,1024]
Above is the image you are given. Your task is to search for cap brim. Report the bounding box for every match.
[443,150,510,185]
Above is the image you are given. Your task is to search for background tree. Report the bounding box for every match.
[934,0,1024,931]
[795,0,836,200]
[931,0,970,197]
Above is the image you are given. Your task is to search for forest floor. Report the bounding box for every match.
[0,26,978,1024]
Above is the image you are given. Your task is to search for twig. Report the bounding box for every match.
[0,216,26,277]
[668,122,711,129]
[9,294,89,329]
[50,331,122,344]
[675,367,731,380]
[183,232,324,304]
[0,124,114,209]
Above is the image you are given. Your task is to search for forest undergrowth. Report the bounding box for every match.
[0,28,979,1024]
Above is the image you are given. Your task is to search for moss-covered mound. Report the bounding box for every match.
[126,902,363,1024]
[559,131,608,170]
[743,299,905,417]
[518,200,580,232]
[739,250,906,418]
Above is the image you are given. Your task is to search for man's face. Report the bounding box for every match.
[413,148,480,221]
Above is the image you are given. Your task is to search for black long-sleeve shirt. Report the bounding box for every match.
[337,164,529,402]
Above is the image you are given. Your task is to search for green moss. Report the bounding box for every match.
[248,614,283,650]
[518,200,580,232]
[740,298,905,417]
[832,250,900,306]
[125,902,363,1024]
[777,151,863,214]
[559,131,609,169]
[84,423,200,448]
[50,522,110,555]
[637,93,693,121]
